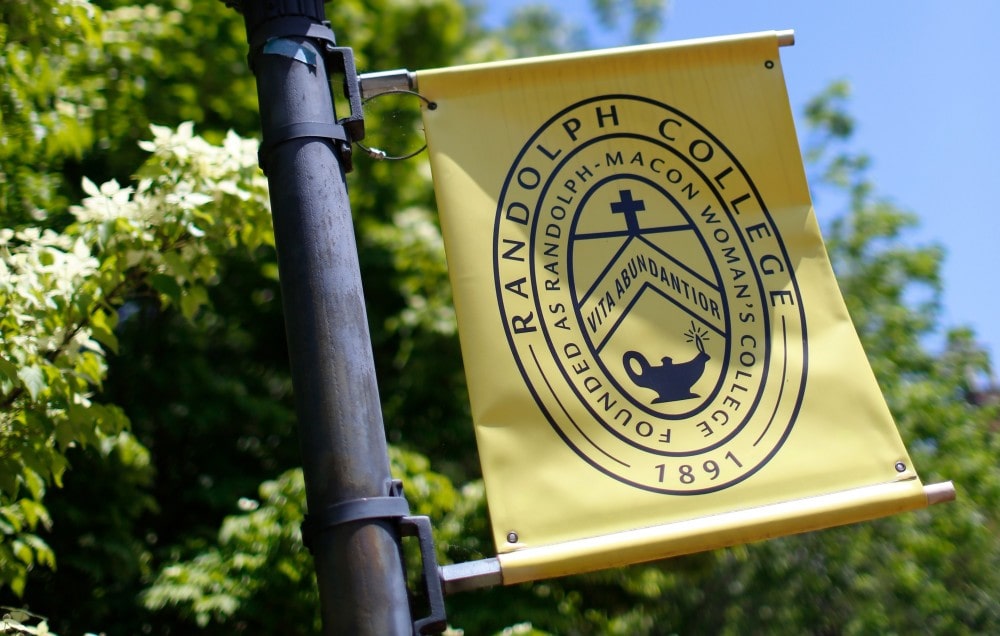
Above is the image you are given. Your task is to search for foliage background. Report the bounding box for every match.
[0,0,997,634]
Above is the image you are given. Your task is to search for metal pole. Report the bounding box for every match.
[235,2,413,633]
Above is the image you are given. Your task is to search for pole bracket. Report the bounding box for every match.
[258,121,348,173]
[244,15,366,172]
[401,515,449,635]
[301,481,448,635]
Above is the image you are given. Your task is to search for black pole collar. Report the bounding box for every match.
[300,482,448,635]
[301,494,410,549]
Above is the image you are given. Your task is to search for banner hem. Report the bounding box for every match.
[497,479,932,584]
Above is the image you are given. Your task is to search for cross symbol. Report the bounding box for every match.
[610,189,646,235]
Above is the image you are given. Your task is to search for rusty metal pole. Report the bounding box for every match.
[232,1,413,633]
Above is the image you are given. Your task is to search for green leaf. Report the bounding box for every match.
[12,540,33,566]
[89,308,119,354]
[22,533,54,568]
[180,284,209,321]
[162,250,193,281]
[18,500,40,528]
[10,572,26,597]
[0,356,18,383]
[0,469,19,500]
[15,366,46,402]
[21,469,44,502]
[1,507,25,533]
[149,273,182,306]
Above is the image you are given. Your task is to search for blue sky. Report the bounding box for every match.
[478,0,1000,376]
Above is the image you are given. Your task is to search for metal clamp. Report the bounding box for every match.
[300,482,448,635]
[244,15,364,143]
[301,495,410,549]
[243,15,366,172]
[401,515,448,635]
[258,120,349,172]
[323,45,365,144]
[247,15,337,55]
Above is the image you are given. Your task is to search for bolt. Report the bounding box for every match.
[895,461,907,473]
[507,532,518,544]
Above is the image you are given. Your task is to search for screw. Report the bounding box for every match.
[895,461,907,473]
[507,532,518,544]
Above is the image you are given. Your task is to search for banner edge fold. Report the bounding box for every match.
[497,479,933,585]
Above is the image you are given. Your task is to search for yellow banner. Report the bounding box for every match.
[418,31,949,584]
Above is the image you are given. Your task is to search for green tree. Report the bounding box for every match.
[0,0,102,223]
[4,0,997,634]
[0,116,272,602]
[1,0,481,632]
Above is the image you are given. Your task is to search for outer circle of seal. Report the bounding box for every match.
[493,95,807,495]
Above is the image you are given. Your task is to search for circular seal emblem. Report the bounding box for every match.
[494,95,807,494]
